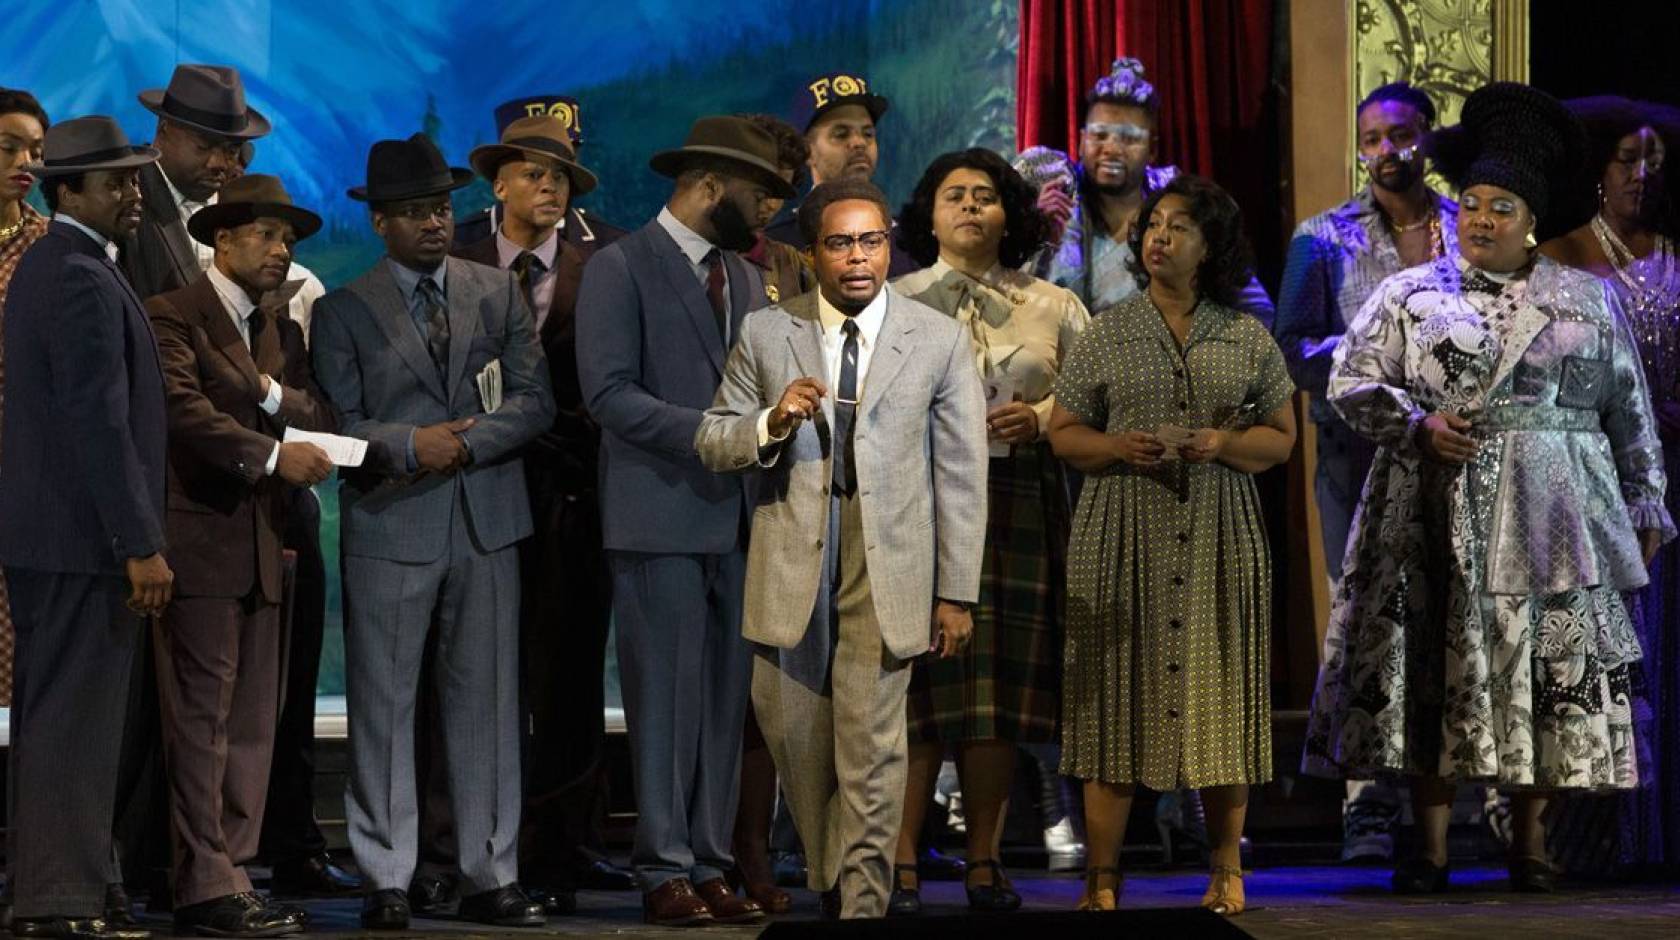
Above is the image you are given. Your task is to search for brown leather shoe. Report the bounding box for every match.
[641,879,713,927]
[693,878,766,924]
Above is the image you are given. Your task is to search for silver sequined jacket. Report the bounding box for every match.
[1330,254,1677,595]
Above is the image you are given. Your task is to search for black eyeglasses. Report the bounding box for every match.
[819,230,891,256]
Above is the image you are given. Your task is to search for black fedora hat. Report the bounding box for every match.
[187,174,323,245]
[25,115,159,177]
[347,133,474,203]
[649,116,797,199]
[138,64,271,140]
[468,115,598,195]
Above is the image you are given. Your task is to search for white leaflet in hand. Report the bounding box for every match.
[477,358,503,412]
[282,427,367,467]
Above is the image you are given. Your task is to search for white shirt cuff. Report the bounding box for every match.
[259,376,284,416]
[756,408,792,448]
[264,441,281,476]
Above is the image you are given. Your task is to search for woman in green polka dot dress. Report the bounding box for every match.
[1048,175,1297,916]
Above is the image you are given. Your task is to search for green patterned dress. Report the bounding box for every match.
[1054,293,1294,788]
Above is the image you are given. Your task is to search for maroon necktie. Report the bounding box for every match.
[704,249,727,341]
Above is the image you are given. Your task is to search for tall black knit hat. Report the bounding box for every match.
[1430,82,1585,221]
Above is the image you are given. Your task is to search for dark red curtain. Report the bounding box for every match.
[1016,0,1282,283]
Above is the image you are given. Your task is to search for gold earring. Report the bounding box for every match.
[1524,229,1538,250]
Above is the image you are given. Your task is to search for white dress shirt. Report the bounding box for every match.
[52,212,119,261]
[757,286,891,446]
[161,167,217,272]
[207,264,284,474]
[281,260,327,344]
[656,206,731,337]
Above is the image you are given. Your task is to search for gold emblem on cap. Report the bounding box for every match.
[832,75,862,97]
[549,102,578,132]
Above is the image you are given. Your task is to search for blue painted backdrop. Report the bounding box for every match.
[5,0,1017,693]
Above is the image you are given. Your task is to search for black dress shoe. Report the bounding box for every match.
[360,889,410,931]
[886,865,921,917]
[269,853,363,898]
[575,859,637,892]
[522,885,577,916]
[457,885,545,927]
[963,860,1022,913]
[101,885,137,929]
[1391,857,1450,894]
[406,873,457,915]
[1508,856,1559,893]
[173,893,302,938]
[10,916,152,939]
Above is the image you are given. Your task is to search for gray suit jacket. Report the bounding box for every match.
[310,257,556,563]
[695,287,987,659]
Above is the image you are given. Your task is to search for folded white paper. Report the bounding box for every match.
[477,358,503,413]
[283,427,367,467]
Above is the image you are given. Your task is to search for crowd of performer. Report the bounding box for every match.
[0,54,1675,938]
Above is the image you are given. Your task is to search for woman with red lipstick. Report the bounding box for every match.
[1305,83,1674,896]
[1048,174,1296,915]
[1541,97,1680,875]
[887,148,1089,915]
[0,86,50,712]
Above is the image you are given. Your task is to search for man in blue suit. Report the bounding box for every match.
[0,116,170,940]
[574,115,790,928]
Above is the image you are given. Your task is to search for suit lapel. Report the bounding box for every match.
[647,223,726,374]
[363,261,447,402]
[541,242,587,347]
[444,258,483,403]
[190,276,267,391]
[862,291,916,420]
[724,250,756,340]
[141,164,199,285]
[781,293,833,427]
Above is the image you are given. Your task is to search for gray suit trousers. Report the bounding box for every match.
[752,491,912,919]
[342,487,521,893]
[608,546,751,890]
[4,569,138,917]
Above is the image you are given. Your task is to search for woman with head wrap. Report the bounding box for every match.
[1304,83,1676,895]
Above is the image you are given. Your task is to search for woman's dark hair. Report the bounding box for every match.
[1356,82,1436,127]
[797,178,893,246]
[1125,174,1254,307]
[0,87,50,130]
[738,112,809,184]
[898,148,1048,269]
[1550,95,1680,238]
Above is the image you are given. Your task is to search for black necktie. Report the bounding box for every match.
[510,250,545,314]
[703,248,727,341]
[832,318,859,496]
[418,276,450,377]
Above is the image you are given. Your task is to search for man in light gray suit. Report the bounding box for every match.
[309,134,554,931]
[696,179,987,919]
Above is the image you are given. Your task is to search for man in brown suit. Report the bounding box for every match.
[414,114,620,915]
[144,175,336,937]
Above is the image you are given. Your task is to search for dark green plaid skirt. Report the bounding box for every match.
[907,441,1069,744]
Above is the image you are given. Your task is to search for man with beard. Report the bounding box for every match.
[0,116,170,940]
[574,115,790,928]
[1274,81,1457,863]
[765,73,917,277]
[144,175,336,936]
[1035,58,1273,323]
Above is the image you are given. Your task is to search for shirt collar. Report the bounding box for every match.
[657,206,719,267]
[387,256,448,302]
[160,166,216,212]
[495,227,558,271]
[206,263,258,320]
[53,212,118,261]
[815,282,890,344]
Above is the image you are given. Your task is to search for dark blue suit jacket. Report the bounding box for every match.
[0,221,167,574]
[575,219,763,554]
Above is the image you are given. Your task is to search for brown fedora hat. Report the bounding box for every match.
[468,115,598,195]
[649,116,796,198]
[187,174,323,246]
[138,64,271,139]
[347,132,474,203]
[25,115,159,177]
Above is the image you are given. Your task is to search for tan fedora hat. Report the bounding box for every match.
[187,174,323,245]
[468,115,598,196]
[648,115,796,198]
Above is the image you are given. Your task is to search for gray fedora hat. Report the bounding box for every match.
[138,64,272,139]
[25,116,159,177]
[649,115,796,198]
[187,174,323,245]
